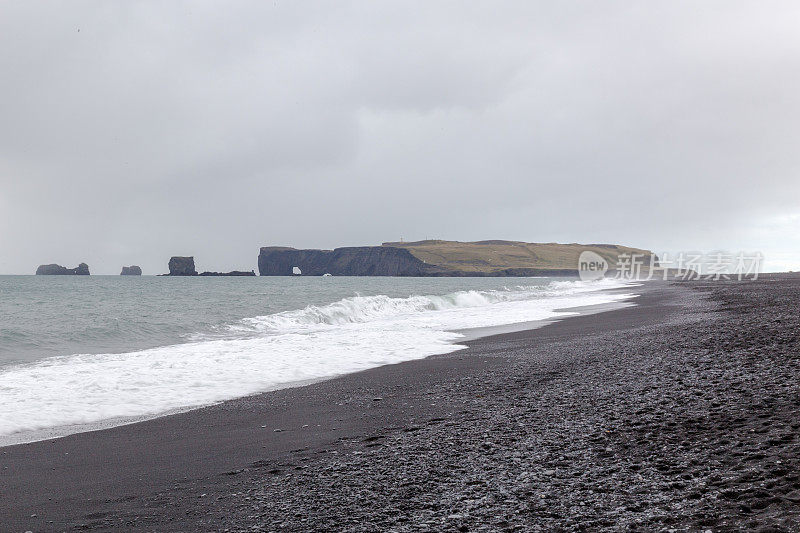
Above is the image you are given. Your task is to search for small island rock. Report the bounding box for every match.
[198,270,256,276]
[36,263,90,275]
[167,256,198,276]
[120,265,142,276]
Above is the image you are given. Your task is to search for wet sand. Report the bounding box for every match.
[1,278,799,531]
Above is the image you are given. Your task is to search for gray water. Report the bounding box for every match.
[0,274,635,441]
[0,275,566,368]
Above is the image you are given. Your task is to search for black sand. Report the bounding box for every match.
[1,278,799,531]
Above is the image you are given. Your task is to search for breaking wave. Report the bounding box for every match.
[0,278,634,440]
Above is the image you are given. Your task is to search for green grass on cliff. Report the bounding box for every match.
[382,240,655,273]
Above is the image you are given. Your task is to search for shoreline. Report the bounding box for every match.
[0,282,640,448]
[0,281,658,531]
[2,278,797,531]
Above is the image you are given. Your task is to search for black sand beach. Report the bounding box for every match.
[2,278,799,531]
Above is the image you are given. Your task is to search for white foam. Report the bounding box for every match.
[0,278,635,438]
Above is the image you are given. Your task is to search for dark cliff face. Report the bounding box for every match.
[258,247,445,276]
[257,246,590,277]
[36,263,90,275]
[120,265,142,276]
[168,257,197,276]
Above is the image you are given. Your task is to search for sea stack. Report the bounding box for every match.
[167,256,198,276]
[35,263,90,275]
[120,265,142,276]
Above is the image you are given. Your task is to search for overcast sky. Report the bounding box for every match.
[1,1,799,274]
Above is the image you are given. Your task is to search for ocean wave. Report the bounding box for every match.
[0,278,634,438]
[232,278,623,333]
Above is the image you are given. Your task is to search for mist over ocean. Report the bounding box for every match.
[0,276,634,440]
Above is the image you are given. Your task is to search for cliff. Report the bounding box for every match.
[258,240,657,276]
[258,246,446,276]
[36,263,90,275]
[120,265,142,276]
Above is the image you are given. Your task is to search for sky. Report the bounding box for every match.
[1,1,799,274]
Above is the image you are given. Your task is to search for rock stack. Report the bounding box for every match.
[36,263,90,275]
[167,257,198,276]
[120,266,143,276]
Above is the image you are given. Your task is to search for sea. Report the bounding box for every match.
[0,275,636,443]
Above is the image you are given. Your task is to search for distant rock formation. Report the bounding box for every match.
[167,256,198,276]
[258,240,659,277]
[163,256,255,276]
[198,270,256,276]
[36,263,90,275]
[258,246,445,276]
[120,265,142,276]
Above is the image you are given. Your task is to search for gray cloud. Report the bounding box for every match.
[1,0,799,273]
